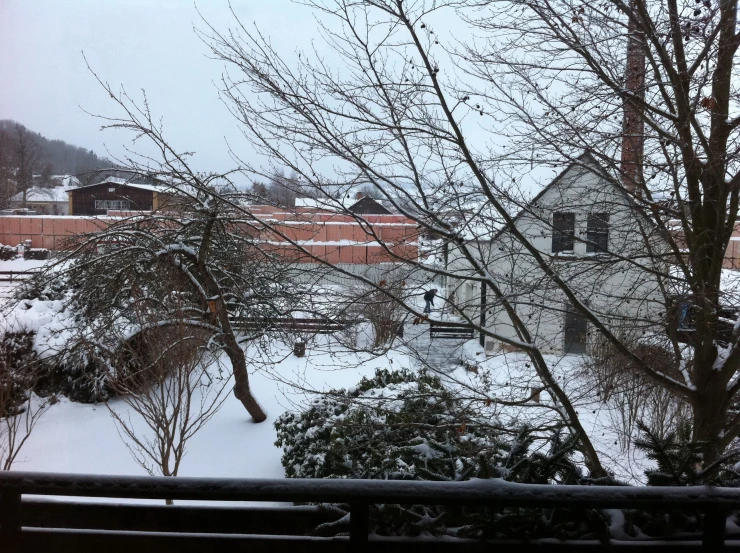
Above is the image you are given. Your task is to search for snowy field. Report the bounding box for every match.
[14,338,408,480]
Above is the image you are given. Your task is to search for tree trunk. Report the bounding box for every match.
[225,333,267,423]
[195,213,267,423]
[691,377,728,467]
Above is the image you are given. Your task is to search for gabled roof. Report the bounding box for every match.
[489,151,645,243]
[348,196,392,215]
[11,183,77,203]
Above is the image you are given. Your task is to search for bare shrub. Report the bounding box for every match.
[584,337,690,452]
[107,324,229,502]
[0,331,50,470]
[356,281,405,349]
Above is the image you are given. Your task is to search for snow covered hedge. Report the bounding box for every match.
[275,368,581,482]
[2,272,119,403]
[275,368,615,539]
[275,369,740,541]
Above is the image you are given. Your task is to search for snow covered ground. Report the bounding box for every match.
[12,336,410,480]
[0,258,51,299]
[1,270,652,487]
[9,330,649,486]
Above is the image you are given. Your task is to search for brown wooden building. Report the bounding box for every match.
[68,178,170,216]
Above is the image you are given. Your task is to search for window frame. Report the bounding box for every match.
[586,212,609,253]
[552,212,576,253]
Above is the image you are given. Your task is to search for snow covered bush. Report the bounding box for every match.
[275,368,614,539]
[276,368,503,480]
[5,272,115,403]
[275,368,589,484]
[0,245,18,261]
[0,331,39,416]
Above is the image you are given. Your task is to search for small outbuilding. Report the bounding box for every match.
[9,175,80,215]
[68,177,171,216]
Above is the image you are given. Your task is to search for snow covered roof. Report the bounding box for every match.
[73,176,171,194]
[295,197,339,211]
[11,183,76,203]
[101,176,127,186]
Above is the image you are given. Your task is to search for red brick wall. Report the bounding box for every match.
[0,208,420,264]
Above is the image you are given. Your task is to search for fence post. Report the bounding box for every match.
[0,490,21,551]
[349,501,369,552]
[703,505,725,551]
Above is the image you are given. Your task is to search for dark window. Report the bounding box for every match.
[564,301,588,354]
[552,212,575,253]
[587,213,609,253]
[95,199,130,210]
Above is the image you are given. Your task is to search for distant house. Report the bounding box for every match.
[448,153,666,354]
[68,177,172,216]
[348,196,392,215]
[9,175,80,215]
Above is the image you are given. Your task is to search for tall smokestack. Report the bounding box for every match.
[621,0,646,194]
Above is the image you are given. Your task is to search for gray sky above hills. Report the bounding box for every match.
[0,1,555,194]
[0,0,320,181]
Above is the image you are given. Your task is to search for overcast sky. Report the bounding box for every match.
[0,0,325,180]
[1,1,556,193]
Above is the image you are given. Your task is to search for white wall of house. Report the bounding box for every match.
[448,158,666,354]
[10,200,69,215]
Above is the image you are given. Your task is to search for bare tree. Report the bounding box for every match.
[108,321,229,500]
[192,0,740,474]
[14,124,40,208]
[47,68,334,423]
[0,128,15,209]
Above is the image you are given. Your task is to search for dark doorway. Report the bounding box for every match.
[564,302,588,354]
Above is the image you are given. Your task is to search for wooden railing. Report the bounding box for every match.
[231,316,348,334]
[0,270,40,283]
[2,471,740,551]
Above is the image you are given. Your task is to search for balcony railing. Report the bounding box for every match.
[1,471,740,551]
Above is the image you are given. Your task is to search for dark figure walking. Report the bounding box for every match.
[423,289,437,314]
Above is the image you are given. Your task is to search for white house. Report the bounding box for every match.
[9,175,80,215]
[448,153,666,354]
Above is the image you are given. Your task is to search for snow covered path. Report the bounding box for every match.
[399,308,472,373]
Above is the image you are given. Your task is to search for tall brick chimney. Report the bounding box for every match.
[621,0,645,194]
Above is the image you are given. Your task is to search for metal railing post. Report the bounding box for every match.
[703,505,725,551]
[0,490,21,551]
[349,501,369,552]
